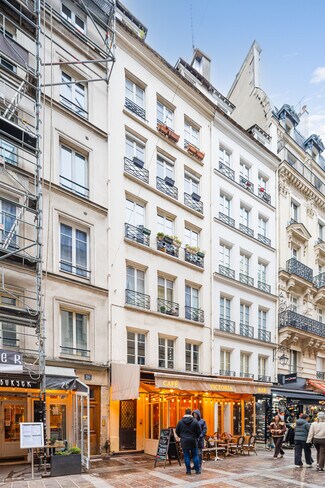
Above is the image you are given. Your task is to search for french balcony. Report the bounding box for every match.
[184,140,205,161]
[156,176,178,199]
[184,192,203,213]
[219,264,235,279]
[257,375,271,382]
[219,370,236,377]
[125,97,146,119]
[258,187,271,204]
[124,223,151,246]
[218,161,235,180]
[240,323,254,338]
[258,328,271,342]
[258,233,271,247]
[184,249,204,268]
[240,372,254,378]
[239,175,254,193]
[279,310,325,338]
[60,346,90,358]
[239,273,254,286]
[124,156,149,183]
[59,261,91,279]
[314,272,325,289]
[219,317,235,333]
[316,371,325,380]
[157,298,179,317]
[185,306,204,323]
[239,223,254,238]
[218,211,235,227]
[157,236,179,257]
[59,175,89,198]
[286,258,313,283]
[258,281,271,293]
[125,289,150,310]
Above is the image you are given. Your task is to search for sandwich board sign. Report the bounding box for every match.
[154,428,181,468]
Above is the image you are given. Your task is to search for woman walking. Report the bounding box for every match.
[307,411,325,471]
[269,414,286,459]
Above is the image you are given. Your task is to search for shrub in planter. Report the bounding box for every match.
[157,232,165,241]
[51,447,81,477]
[185,245,198,254]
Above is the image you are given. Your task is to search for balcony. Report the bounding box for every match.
[184,192,203,213]
[279,310,325,338]
[258,187,271,204]
[240,323,254,338]
[124,156,149,183]
[219,265,235,279]
[184,249,204,268]
[286,258,313,283]
[239,223,254,238]
[125,97,146,120]
[258,329,271,342]
[239,175,254,193]
[185,306,204,323]
[240,372,254,378]
[157,298,179,316]
[257,375,271,382]
[316,371,325,380]
[219,370,236,377]
[314,272,325,289]
[60,262,90,279]
[258,233,271,247]
[156,176,178,199]
[239,273,254,286]
[258,281,271,293]
[125,289,150,310]
[124,223,150,246]
[157,236,179,257]
[60,346,90,358]
[59,175,89,198]
[219,318,235,333]
[218,211,235,227]
[218,161,235,180]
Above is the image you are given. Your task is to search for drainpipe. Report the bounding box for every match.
[210,115,215,376]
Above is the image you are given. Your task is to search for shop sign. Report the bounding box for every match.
[284,373,297,384]
[0,377,38,388]
[0,349,23,373]
[156,376,271,394]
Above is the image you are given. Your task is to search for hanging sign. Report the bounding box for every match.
[0,349,23,373]
[154,428,181,468]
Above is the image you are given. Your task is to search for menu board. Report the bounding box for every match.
[154,428,181,468]
[20,422,44,449]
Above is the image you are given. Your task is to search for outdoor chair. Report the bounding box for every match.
[242,435,257,455]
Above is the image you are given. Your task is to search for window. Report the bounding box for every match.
[0,56,16,73]
[219,244,231,267]
[240,353,250,374]
[258,308,267,330]
[60,72,87,117]
[258,216,268,237]
[0,139,17,165]
[157,214,174,236]
[258,262,267,283]
[157,155,174,180]
[240,206,250,227]
[318,308,323,323]
[60,145,88,197]
[0,199,17,249]
[60,223,89,278]
[291,246,299,259]
[185,342,199,372]
[0,295,17,348]
[220,349,231,372]
[258,174,268,191]
[291,296,298,312]
[61,310,88,357]
[62,3,85,32]
[220,296,231,319]
[219,193,231,216]
[184,173,200,195]
[158,337,174,369]
[240,253,250,276]
[318,222,324,241]
[157,100,173,128]
[125,134,145,163]
[125,78,145,109]
[258,356,267,377]
[184,227,199,248]
[289,350,298,373]
[291,200,299,222]
[240,161,250,180]
[184,120,199,147]
[126,198,145,227]
[185,285,199,309]
[219,146,231,167]
[158,276,173,302]
[126,266,145,294]
[127,331,145,365]
[240,303,250,325]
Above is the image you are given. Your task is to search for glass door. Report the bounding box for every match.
[0,399,27,458]
[74,392,90,469]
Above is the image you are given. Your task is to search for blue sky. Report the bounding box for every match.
[122,0,325,141]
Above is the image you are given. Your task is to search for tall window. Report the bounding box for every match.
[220,193,231,216]
[318,308,323,323]
[157,155,174,180]
[258,174,268,191]
[185,285,199,309]
[0,199,17,248]
[126,199,145,227]
[62,3,85,32]
[219,146,231,167]
[258,308,267,330]
[125,134,145,163]
[157,100,173,128]
[240,161,250,180]
[258,216,268,237]
[185,342,199,372]
[184,227,199,248]
[291,200,299,222]
[240,352,250,374]
[158,276,173,302]
[258,262,267,283]
[184,173,200,195]
[219,244,231,267]
[0,139,17,165]
[240,206,250,227]
[258,356,267,377]
[126,266,145,294]
[289,350,298,373]
[61,72,87,117]
[240,303,250,325]
[127,331,145,365]
[158,337,174,369]
[291,296,298,312]
[184,120,199,147]
[125,78,145,109]
[240,252,250,276]
[60,145,88,197]
[220,296,231,319]
[0,295,17,347]
[318,222,325,241]
[220,349,231,372]
[61,310,88,357]
[157,214,174,236]
[60,223,88,278]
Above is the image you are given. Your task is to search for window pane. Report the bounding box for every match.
[76,313,87,354]
[126,266,135,290]
[127,331,135,364]
[74,153,87,195]
[76,229,87,276]
[60,224,72,272]
[125,79,133,100]
[61,310,73,350]
[60,146,73,188]
[137,333,145,365]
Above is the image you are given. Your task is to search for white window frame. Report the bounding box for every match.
[184,120,199,147]
[219,243,231,267]
[185,285,199,309]
[60,309,89,357]
[0,294,17,348]
[184,227,199,248]
[258,308,267,330]
[219,146,231,167]
[60,222,89,278]
[125,134,145,163]
[240,303,250,325]
[258,356,267,377]
[220,349,231,371]
[240,253,250,276]
[240,205,250,227]
[184,172,200,195]
[220,193,231,217]
[240,161,250,180]
[0,198,17,249]
[157,214,174,236]
[60,71,87,118]
[157,276,174,302]
[258,174,268,191]
[185,342,199,372]
[157,155,174,180]
[125,78,145,108]
[61,2,86,32]
[291,200,299,221]
[60,144,88,197]
[126,198,145,227]
[127,330,146,365]
[220,296,231,319]
[258,216,268,237]
[158,337,174,369]
[126,266,145,294]
[258,262,267,283]
[157,100,174,129]
[240,352,250,374]
[0,139,17,165]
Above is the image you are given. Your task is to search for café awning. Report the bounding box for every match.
[111,363,140,400]
[307,379,325,395]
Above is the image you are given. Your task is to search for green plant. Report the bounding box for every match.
[69,447,81,455]
[157,232,165,239]
[55,450,69,456]
[172,236,182,246]
[185,244,198,253]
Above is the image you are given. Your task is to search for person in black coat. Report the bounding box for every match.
[176,408,201,475]
[192,409,207,469]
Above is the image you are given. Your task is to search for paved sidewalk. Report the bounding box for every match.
[1,448,325,487]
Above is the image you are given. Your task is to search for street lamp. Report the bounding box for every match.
[279,352,289,367]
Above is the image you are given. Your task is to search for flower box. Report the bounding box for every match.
[168,130,180,143]
[163,235,173,245]
[196,150,205,161]
[197,251,205,258]
[157,122,169,136]
[191,192,201,202]
[141,227,151,236]
[186,143,197,156]
[51,453,81,477]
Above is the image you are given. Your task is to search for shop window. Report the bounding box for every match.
[244,400,254,435]
[233,402,242,435]
[49,404,67,441]
[3,403,25,443]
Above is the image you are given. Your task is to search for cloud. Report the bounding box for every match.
[310,67,325,84]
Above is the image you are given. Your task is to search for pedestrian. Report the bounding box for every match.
[176,408,201,475]
[294,414,313,468]
[307,411,325,471]
[269,414,286,459]
[192,409,207,469]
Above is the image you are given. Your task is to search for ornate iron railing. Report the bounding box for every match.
[239,175,254,193]
[258,281,271,293]
[157,298,179,316]
[258,233,271,246]
[257,375,271,382]
[156,176,178,199]
[314,272,325,289]
[125,97,146,119]
[258,188,271,204]
[184,249,204,268]
[124,157,149,183]
[240,372,254,378]
[279,310,325,338]
[239,223,254,237]
[219,370,236,376]
[239,273,254,286]
[286,258,313,283]
[258,329,271,342]
[218,161,235,180]
[157,238,179,257]
[184,193,203,213]
[316,371,325,380]
[124,223,150,246]
[219,318,235,333]
[240,323,254,338]
[60,346,90,358]
[218,212,235,227]
[125,289,150,309]
[185,306,204,323]
[219,265,235,279]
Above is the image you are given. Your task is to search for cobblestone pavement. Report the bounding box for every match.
[1,448,325,487]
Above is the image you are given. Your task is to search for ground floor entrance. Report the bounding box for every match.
[0,398,27,458]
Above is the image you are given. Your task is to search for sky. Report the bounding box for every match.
[122,0,325,143]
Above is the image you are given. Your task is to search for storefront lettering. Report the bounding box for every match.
[0,350,22,365]
[257,387,268,393]
[0,378,33,388]
[162,380,179,388]
[209,384,234,391]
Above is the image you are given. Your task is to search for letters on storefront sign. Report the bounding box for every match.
[209,384,234,391]
[0,378,35,388]
[162,380,179,388]
[257,387,268,393]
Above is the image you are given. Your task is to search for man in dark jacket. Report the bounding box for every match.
[192,410,207,469]
[294,414,313,467]
[176,408,201,474]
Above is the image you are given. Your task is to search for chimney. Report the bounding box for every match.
[191,48,211,81]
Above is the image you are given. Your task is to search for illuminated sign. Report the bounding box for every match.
[162,380,179,388]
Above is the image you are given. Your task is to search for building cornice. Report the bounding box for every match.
[44,271,108,295]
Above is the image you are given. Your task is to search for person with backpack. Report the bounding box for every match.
[294,414,313,467]
[176,408,201,475]
[192,410,207,469]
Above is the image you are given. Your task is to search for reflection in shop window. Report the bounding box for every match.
[244,401,254,435]
[50,404,67,440]
[4,404,24,442]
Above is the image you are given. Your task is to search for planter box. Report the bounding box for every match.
[197,251,205,258]
[168,130,180,143]
[191,192,201,202]
[186,144,197,156]
[133,157,144,168]
[163,235,173,245]
[141,227,151,236]
[157,123,169,136]
[51,453,81,477]
[164,176,175,187]
[196,150,205,161]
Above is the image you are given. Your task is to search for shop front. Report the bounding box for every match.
[271,386,325,419]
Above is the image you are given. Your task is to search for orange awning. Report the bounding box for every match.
[307,379,325,394]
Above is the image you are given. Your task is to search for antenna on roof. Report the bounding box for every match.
[190,0,195,50]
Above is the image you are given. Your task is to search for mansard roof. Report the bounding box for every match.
[304,134,325,153]
[276,104,300,126]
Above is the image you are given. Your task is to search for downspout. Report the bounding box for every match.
[210,114,215,376]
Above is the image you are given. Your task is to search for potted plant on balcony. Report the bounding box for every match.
[196,150,205,161]
[172,236,182,248]
[140,227,151,236]
[157,122,169,136]
[168,130,180,143]
[51,446,81,477]
[197,250,205,258]
[157,232,165,241]
[186,143,197,156]
[159,305,166,313]
[164,235,173,245]
[133,156,144,168]
[185,244,198,254]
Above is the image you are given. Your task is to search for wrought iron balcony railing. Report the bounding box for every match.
[257,375,271,382]
[316,371,325,380]
[156,176,178,199]
[239,175,254,193]
[157,298,179,316]
[60,261,91,279]
[218,161,235,180]
[258,281,271,293]
[286,258,313,283]
[240,323,254,338]
[279,310,325,338]
[258,188,271,204]
[125,289,150,310]
[314,272,325,289]
[258,233,271,247]
[184,192,203,213]
[184,249,204,268]
[219,264,235,279]
[157,238,179,257]
[239,273,254,286]
[60,346,90,358]
[124,223,150,246]
[185,306,204,323]
[218,211,235,227]
[219,317,235,333]
[240,372,254,378]
[124,156,149,183]
[258,328,271,342]
[239,223,254,237]
[219,370,236,376]
[125,97,146,119]
[59,175,89,198]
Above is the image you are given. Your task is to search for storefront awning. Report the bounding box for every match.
[272,388,325,402]
[111,363,140,400]
[154,373,271,395]
[307,379,325,395]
